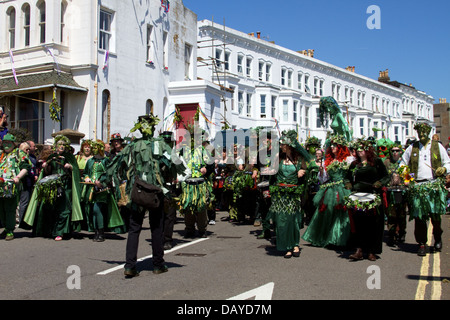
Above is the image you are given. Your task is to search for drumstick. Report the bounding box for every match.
[424,162,436,172]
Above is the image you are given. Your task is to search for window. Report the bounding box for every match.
[238,91,244,114]
[23,4,30,46]
[360,118,365,136]
[304,74,310,93]
[99,9,112,50]
[258,61,264,81]
[215,49,222,70]
[7,7,16,49]
[271,96,277,118]
[305,106,310,127]
[146,99,154,115]
[163,31,168,68]
[394,126,399,142]
[281,68,286,86]
[246,93,252,117]
[288,70,293,88]
[10,93,45,144]
[146,24,153,62]
[293,101,298,122]
[237,55,244,74]
[224,52,230,71]
[61,1,67,43]
[316,108,321,128]
[265,64,271,82]
[38,1,46,44]
[373,121,379,138]
[184,43,192,79]
[246,57,252,78]
[283,100,288,122]
[260,95,266,118]
[314,78,318,95]
[297,72,303,91]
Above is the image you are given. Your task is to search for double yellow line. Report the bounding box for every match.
[415,222,442,300]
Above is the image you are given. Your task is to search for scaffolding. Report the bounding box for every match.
[197,17,234,129]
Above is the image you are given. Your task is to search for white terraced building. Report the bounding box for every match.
[0,2,435,148]
[196,19,435,145]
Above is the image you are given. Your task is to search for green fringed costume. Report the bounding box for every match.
[82,155,125,234]
[23,147,83,239]
[267,130,317,252]
[0,135,32,237]
[302,134,353,248]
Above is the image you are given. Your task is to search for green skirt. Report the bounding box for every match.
[267,185,302,251]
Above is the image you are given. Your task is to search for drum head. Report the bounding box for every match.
[257,181,269,188]
[38,174,63,185]
[349,192,376,202]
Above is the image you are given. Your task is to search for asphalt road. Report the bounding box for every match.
[0,211,448,302]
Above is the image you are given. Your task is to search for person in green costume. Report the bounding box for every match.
[97,114,181,277]
[267,130,318,258]
[0,134,31,241]
[345,137,389,261]
[318,97,352,145]
[82,139,125,242]
[302,133,355,248]
[383,142,408,246]
[400,122,450,256]
[179,129,214,238]
[23,135,83,241]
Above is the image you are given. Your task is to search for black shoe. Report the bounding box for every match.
[417,244,427,256]
[97,229,105,242]
[292,247,300,257]
[164,242,173,250]
[124,268,140,278]
[284,251,292,259]
[153,265,168,274]
[434,241,442,252]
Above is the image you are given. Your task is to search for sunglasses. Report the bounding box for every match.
[391,150,401,153]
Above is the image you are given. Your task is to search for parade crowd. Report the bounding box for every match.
[1,98,450,278]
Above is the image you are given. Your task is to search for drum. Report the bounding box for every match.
[387,186,407,204]
[257,181,270,198]
[185,177,205,185]
[36,173,64,204]
[345,192,381,212]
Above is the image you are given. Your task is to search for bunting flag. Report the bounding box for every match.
[103,50,109,70]
[45,46,61,75]
[161,0,170,13]
[8,50,19,86]
[198,106,218,127]
[163,110,176,130]
[272,117,280,135]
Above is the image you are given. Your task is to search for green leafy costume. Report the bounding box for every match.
[23,149,83,238]
[0,145,32,235]
[82,155,125,233]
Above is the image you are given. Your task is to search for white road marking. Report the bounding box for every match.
[415,222,441,300]
[227,282,275,300]
[96,237,209,275]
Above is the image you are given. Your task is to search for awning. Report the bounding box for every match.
[0,70,88,95]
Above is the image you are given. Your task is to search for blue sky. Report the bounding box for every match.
[183,0,449,103]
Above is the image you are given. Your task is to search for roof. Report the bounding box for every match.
[0,70,88,95]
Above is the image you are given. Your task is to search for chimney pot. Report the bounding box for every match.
[257,31,261,39]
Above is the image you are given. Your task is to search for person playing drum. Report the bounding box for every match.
[0,134,31,241]
[383,142,408,246]
[400,122,450,256]
[345,137,389,261]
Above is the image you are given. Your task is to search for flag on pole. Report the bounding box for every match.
[103,50,109,70]
[9,50,19,86]
[161,0,170,13]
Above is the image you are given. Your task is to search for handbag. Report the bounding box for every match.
[130,177,163,209]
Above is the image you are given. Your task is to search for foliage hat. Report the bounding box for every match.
[305,136,322,148]
[280,130,314,161]
[413,122,432,135]
[354,136,372,151]
[2,133,16,142]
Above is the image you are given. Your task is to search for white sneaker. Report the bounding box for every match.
[208,220,216,225]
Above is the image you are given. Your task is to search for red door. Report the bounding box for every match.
[175,103,198,146]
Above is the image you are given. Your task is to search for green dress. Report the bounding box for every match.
[302,160,352,247]
[267,163,303,252]
[82,156,125,233]
[23,152,83,238]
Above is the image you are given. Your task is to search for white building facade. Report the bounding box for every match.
[196,20,435,145]
[0,0,203,147]
[0,3,435,148]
